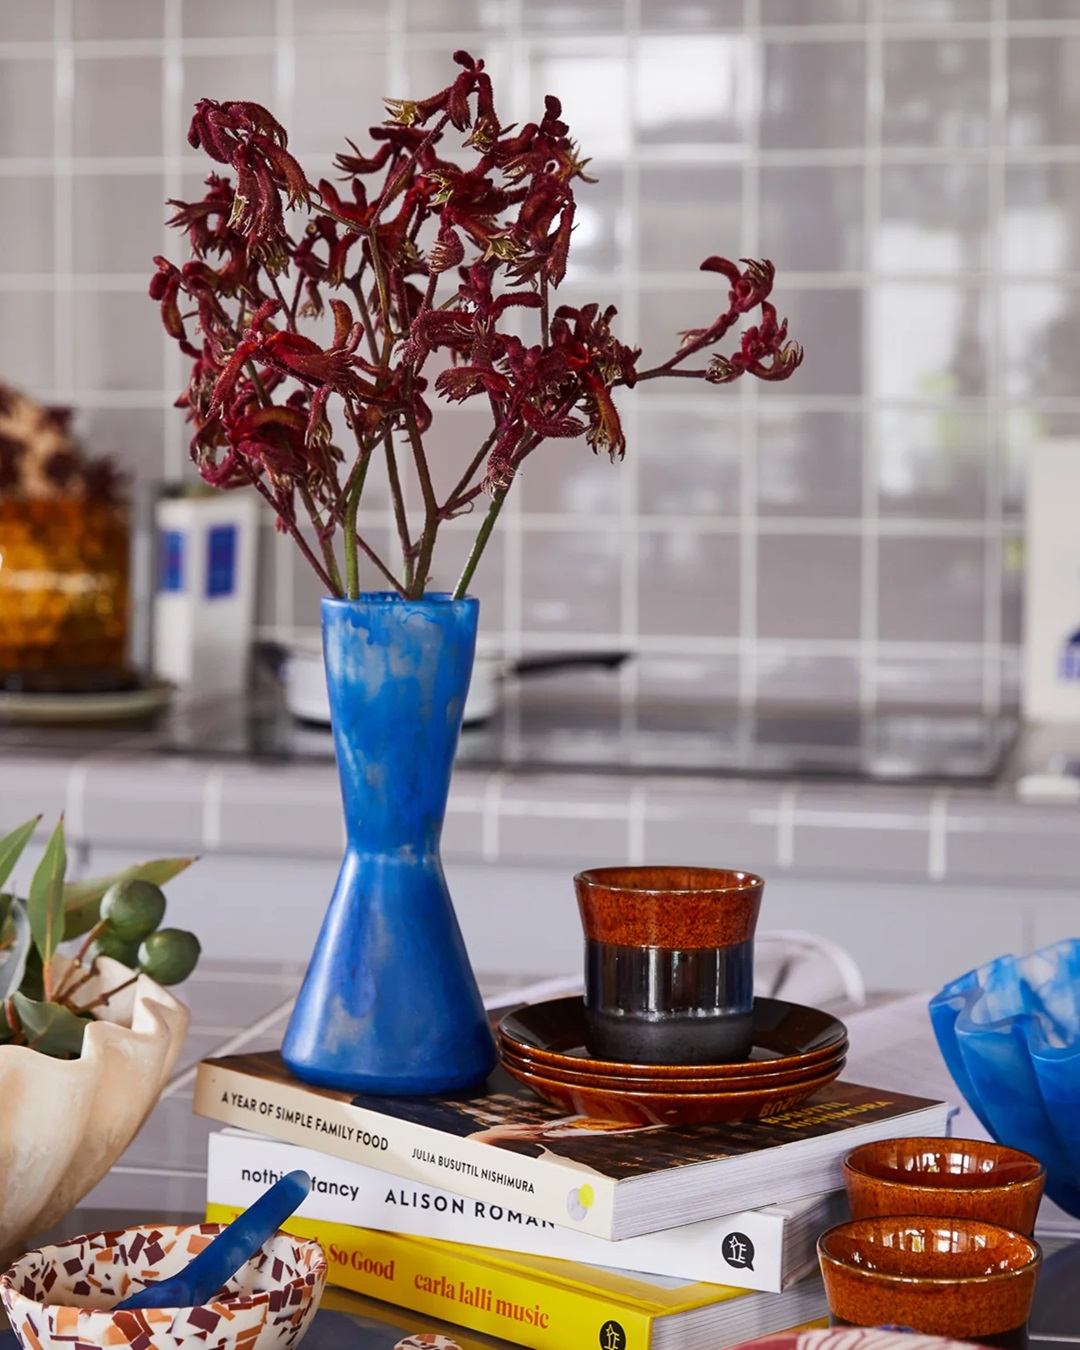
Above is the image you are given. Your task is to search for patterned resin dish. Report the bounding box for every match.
[0,1224,326,1350]
[929,936,1080,1218]
[501,1056,844,1125]
[498,994,847,1080]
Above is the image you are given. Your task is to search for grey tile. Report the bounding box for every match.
[79,759,208,851]
[877,536,986,644]
[181,0,276,37]
[216,764,345,857]
[760,165,864,274]
[1,175,53,272]
[873,651,985,707]
[634,34,753,146]
[757,408,863,518]
[73,57,163,158]
[638,529,740,639]
[291,532,332,631]
[1003,282,1080,401]
[292,40,389,154]
[254,518,281,631]
[635,654,741,703]
[520,527,622,635]
[1003,163,1080,276]
[1007,36,1080,148]
[0,60,54,157]
[113,1094,217,1171]
[426,525,506,634]
[81,1166,207,1215]
[73,173,167,274]
[792,785,932,877]
[636,284,733,374]
[497,777,631,866]
[767,286,863,399]
[76,407,168,485]
[441,800,484,861]
[875,408,989,519]
[523,0,627,30]
[763,0,865,18]
[0,7,53,38]
[882,0,985,15]
[527,41,631,159]
[297,0,390,33]
[0,291,55,392]
[181,53,277,115]
[945,799,1080,884]
[757,534,862,641]
[642,779,780,874]
[74,0,164,39]
[882,37,990,148]
[518,426,622,517]
[641,0,743,28]
[638,165,743,273]
[638,404,741,517]
[0,765,71,858]
[73,290,166,391]
[754,651,861,707]
[178,965,302,1028]
[877,163,990,273]
[760,40,866,150]
[873,283,988,400]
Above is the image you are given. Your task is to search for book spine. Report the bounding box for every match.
[193,1059,619,1239]
[206,1204,656,1350]
[207,1131,815,1292]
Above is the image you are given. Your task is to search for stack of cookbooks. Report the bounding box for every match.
[194,986,951,1350]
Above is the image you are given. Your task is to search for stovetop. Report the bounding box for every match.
[162,690,1019,785]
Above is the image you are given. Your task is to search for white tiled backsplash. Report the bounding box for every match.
[2,0,1076,712]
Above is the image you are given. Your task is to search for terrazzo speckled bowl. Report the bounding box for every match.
[817,1216,1041,1342]
[929,936,1080,1218]
[0,1223,327,1350]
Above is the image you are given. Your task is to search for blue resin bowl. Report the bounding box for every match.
[929,937,1080,1218]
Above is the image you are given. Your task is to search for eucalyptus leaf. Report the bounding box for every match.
[28,818,67,967]
[0,816,41,895]
[20,947,44,1002]
[0,892,11,935]
[63,856,196,939]
[0,896,31,1001]
[9,991,89,1059]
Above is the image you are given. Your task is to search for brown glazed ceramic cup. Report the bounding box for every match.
[818,1215,1042,1345]
[844,1137,1046,1235]
[573,866,763,1065]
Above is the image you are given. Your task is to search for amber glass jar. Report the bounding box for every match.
[0,499,130,678]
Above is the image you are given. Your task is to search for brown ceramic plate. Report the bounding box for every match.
[497,994,847,1080]
[497,1038,847,1093]
[502,1056,844,1125]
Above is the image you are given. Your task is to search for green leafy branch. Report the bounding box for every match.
[0,817,201,1059]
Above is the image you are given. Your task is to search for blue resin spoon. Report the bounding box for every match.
[115,1169,312,1310]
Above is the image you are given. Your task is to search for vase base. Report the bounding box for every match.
[280,1050,495,1097]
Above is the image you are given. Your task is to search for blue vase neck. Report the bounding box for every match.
[321,595,478,855]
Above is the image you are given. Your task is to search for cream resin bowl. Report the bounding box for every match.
[0,955,190,1265]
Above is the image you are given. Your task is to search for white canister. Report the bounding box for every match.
[1023,437,1080,723]
[152,491,259,698]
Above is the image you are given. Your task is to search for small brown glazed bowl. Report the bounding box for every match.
[574,866,764,1065]
[844,1137,1046,1235]
[818,1215,1042,1341]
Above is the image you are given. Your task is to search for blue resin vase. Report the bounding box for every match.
[281,593,496,1095]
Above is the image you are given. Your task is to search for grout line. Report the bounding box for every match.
[202,768,225,851]
[162,994,297,1098]
[480,771,505,866]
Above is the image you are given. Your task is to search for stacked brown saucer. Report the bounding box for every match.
[497,995,848,1126]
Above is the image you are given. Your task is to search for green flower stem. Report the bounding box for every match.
[381,428,415,593]
[453,486,508,600]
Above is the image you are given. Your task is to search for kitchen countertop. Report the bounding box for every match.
[3,685,1080,890]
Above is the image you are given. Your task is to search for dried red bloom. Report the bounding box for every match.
[155,52,801,600]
